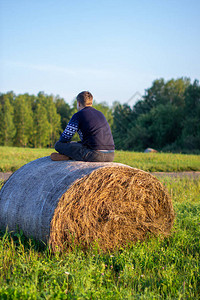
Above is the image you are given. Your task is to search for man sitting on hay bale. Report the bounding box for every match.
[51,91,115,162]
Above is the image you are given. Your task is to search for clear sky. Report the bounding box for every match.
[0,0,199,106]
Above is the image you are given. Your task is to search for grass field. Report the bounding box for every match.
[0,147,200,299]
[0,146,200,172]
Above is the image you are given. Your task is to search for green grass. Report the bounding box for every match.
[0,146,200,172]
[0,177,199,299]
[114,151,200,172]
[0,146,53,172]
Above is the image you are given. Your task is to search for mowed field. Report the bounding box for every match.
[0,146,200,172]
[0,146,200,299]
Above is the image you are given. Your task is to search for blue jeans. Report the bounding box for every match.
[55,141,114,162]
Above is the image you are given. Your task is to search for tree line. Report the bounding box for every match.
[0,91,113,148]
[113,78,200,153]
[0,77,199,153]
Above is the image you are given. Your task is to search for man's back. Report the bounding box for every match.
[75,107,115,150]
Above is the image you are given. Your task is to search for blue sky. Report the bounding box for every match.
[0,0,199,106]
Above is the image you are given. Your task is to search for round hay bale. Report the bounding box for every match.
[144,148,158,153]
[0,157,174,252]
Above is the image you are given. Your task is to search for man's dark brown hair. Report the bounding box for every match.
[77,91,93,107]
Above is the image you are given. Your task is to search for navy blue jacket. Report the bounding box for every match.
[59,107,115,150]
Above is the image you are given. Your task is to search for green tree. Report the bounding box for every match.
[55,97,71,131]
[35,92,62,146]
[14,95,34,147]
[45,95,61,147]
[139,77,190,113]
[181,80,200,150]
[0,93,16,146]
[147,104,183,149]
[112,78,192,151]
[129,113,154,151]
[163,78,190,106]
[33,102,51,148]
[119,78,191,151]
[112,102,137,150]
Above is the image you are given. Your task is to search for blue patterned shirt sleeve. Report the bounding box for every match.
[59,113,79,142]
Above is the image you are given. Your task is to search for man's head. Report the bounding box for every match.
[77,91,93,110]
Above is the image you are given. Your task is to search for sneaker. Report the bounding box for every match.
[50,152,70,161]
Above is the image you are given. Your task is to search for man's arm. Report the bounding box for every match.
[59,114,79,143]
